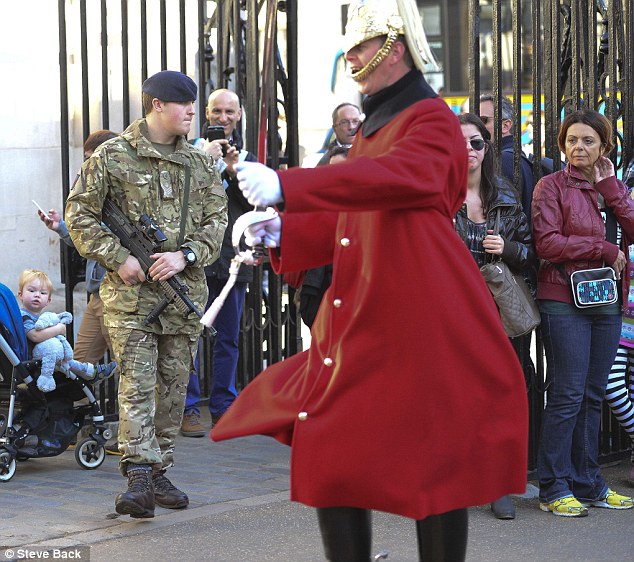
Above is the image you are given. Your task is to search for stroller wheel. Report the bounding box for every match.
[0,414,6,437]
[0,450,16,481]
[75,438,106,470]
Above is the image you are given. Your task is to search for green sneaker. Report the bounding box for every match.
[585,489,634,510]
[539,495,589,517]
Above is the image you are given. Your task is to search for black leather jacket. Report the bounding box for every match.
[454,178,536,273]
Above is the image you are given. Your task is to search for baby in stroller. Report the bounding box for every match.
[17,269,116,392]
[0,280,113,481]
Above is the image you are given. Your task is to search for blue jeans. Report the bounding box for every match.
[185,278,247,417]
[537,311,621,503]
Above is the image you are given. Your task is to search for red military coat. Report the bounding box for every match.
[212,95,528,520]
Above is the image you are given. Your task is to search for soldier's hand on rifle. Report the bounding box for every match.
[118,255,146,286]
[148,251,186,282]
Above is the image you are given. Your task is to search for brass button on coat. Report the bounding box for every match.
[340,237,351,247]
[298,411,308,421]
[324,357,333,366]
[333,299,342,308]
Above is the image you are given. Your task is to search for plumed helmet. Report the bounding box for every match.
[343,0,437,79]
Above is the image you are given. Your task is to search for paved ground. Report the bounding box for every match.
[2,406,634,562]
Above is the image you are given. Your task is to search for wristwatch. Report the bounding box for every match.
[181,247,197,266]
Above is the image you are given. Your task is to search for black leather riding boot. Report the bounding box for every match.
[416,508,468,562]
[316,506,372,562]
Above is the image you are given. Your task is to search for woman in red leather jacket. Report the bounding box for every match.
[532,109,634,517]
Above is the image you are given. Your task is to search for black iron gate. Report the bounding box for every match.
[58,0,633,468]
[462,0,633,469]
[56,0,302,423]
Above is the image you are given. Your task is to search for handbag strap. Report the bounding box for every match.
[484,208,502,264]
[554,263,570,285]
[492,207,501,236]
[554,262,611,285]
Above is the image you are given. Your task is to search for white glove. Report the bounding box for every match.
[235,162,283,207]
[245,215,282,248]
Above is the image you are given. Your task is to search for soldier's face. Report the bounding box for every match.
[346,36,388,96]
[160,101,195,137]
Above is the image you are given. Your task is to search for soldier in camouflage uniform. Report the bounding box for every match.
[65,70,227,519]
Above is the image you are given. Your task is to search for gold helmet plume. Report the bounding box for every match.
[343,0,437,82]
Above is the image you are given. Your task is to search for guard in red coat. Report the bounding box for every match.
[212,1,528,559]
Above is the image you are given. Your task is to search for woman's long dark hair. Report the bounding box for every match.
[458,113,498,213]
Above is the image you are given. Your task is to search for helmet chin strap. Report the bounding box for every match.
[351,27,399,83]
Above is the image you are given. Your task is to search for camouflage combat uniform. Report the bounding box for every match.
[65,119,227,474]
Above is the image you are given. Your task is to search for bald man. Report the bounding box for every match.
[181,89,257,437]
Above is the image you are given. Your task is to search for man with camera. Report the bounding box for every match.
[181,88,256,437]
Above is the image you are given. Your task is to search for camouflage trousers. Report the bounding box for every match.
[108,328,198,476]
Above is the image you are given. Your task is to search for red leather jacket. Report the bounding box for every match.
[532,164,634,307]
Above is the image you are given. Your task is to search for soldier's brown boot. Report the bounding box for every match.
[115,464,155,518]
[152,470,189,509]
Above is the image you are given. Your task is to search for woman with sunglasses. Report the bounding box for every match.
[532,109,634,517]
[454,113,535,520]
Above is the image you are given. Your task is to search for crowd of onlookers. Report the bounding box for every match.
[456,98,634,518]
[304,95,634,520]
[29,80,634,523]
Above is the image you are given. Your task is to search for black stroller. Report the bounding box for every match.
[0,282,111,481]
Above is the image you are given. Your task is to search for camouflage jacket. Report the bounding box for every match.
[65,119,227,334]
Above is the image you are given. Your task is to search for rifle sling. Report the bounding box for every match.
[178,164,191,248]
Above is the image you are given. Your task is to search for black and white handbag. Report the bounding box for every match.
[569,267,618,308]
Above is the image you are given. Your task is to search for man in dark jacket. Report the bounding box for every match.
[316,103,361,166]
[479,94,536,221]
[479,94,555,224]
[181,89,256,436]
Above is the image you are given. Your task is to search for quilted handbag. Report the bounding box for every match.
[479,209,541,337]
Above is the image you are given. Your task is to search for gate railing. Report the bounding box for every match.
[465,0,633,470]
[57,0,303,423]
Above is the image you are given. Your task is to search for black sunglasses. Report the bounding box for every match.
[468,138,485,151]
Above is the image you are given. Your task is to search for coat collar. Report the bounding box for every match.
[564,163,594,188]
[360,69,437,138]
[120,118,192,163]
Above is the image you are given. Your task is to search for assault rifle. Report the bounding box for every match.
[101,198,203,326]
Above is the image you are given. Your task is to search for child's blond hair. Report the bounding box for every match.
[18,269,53,294]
